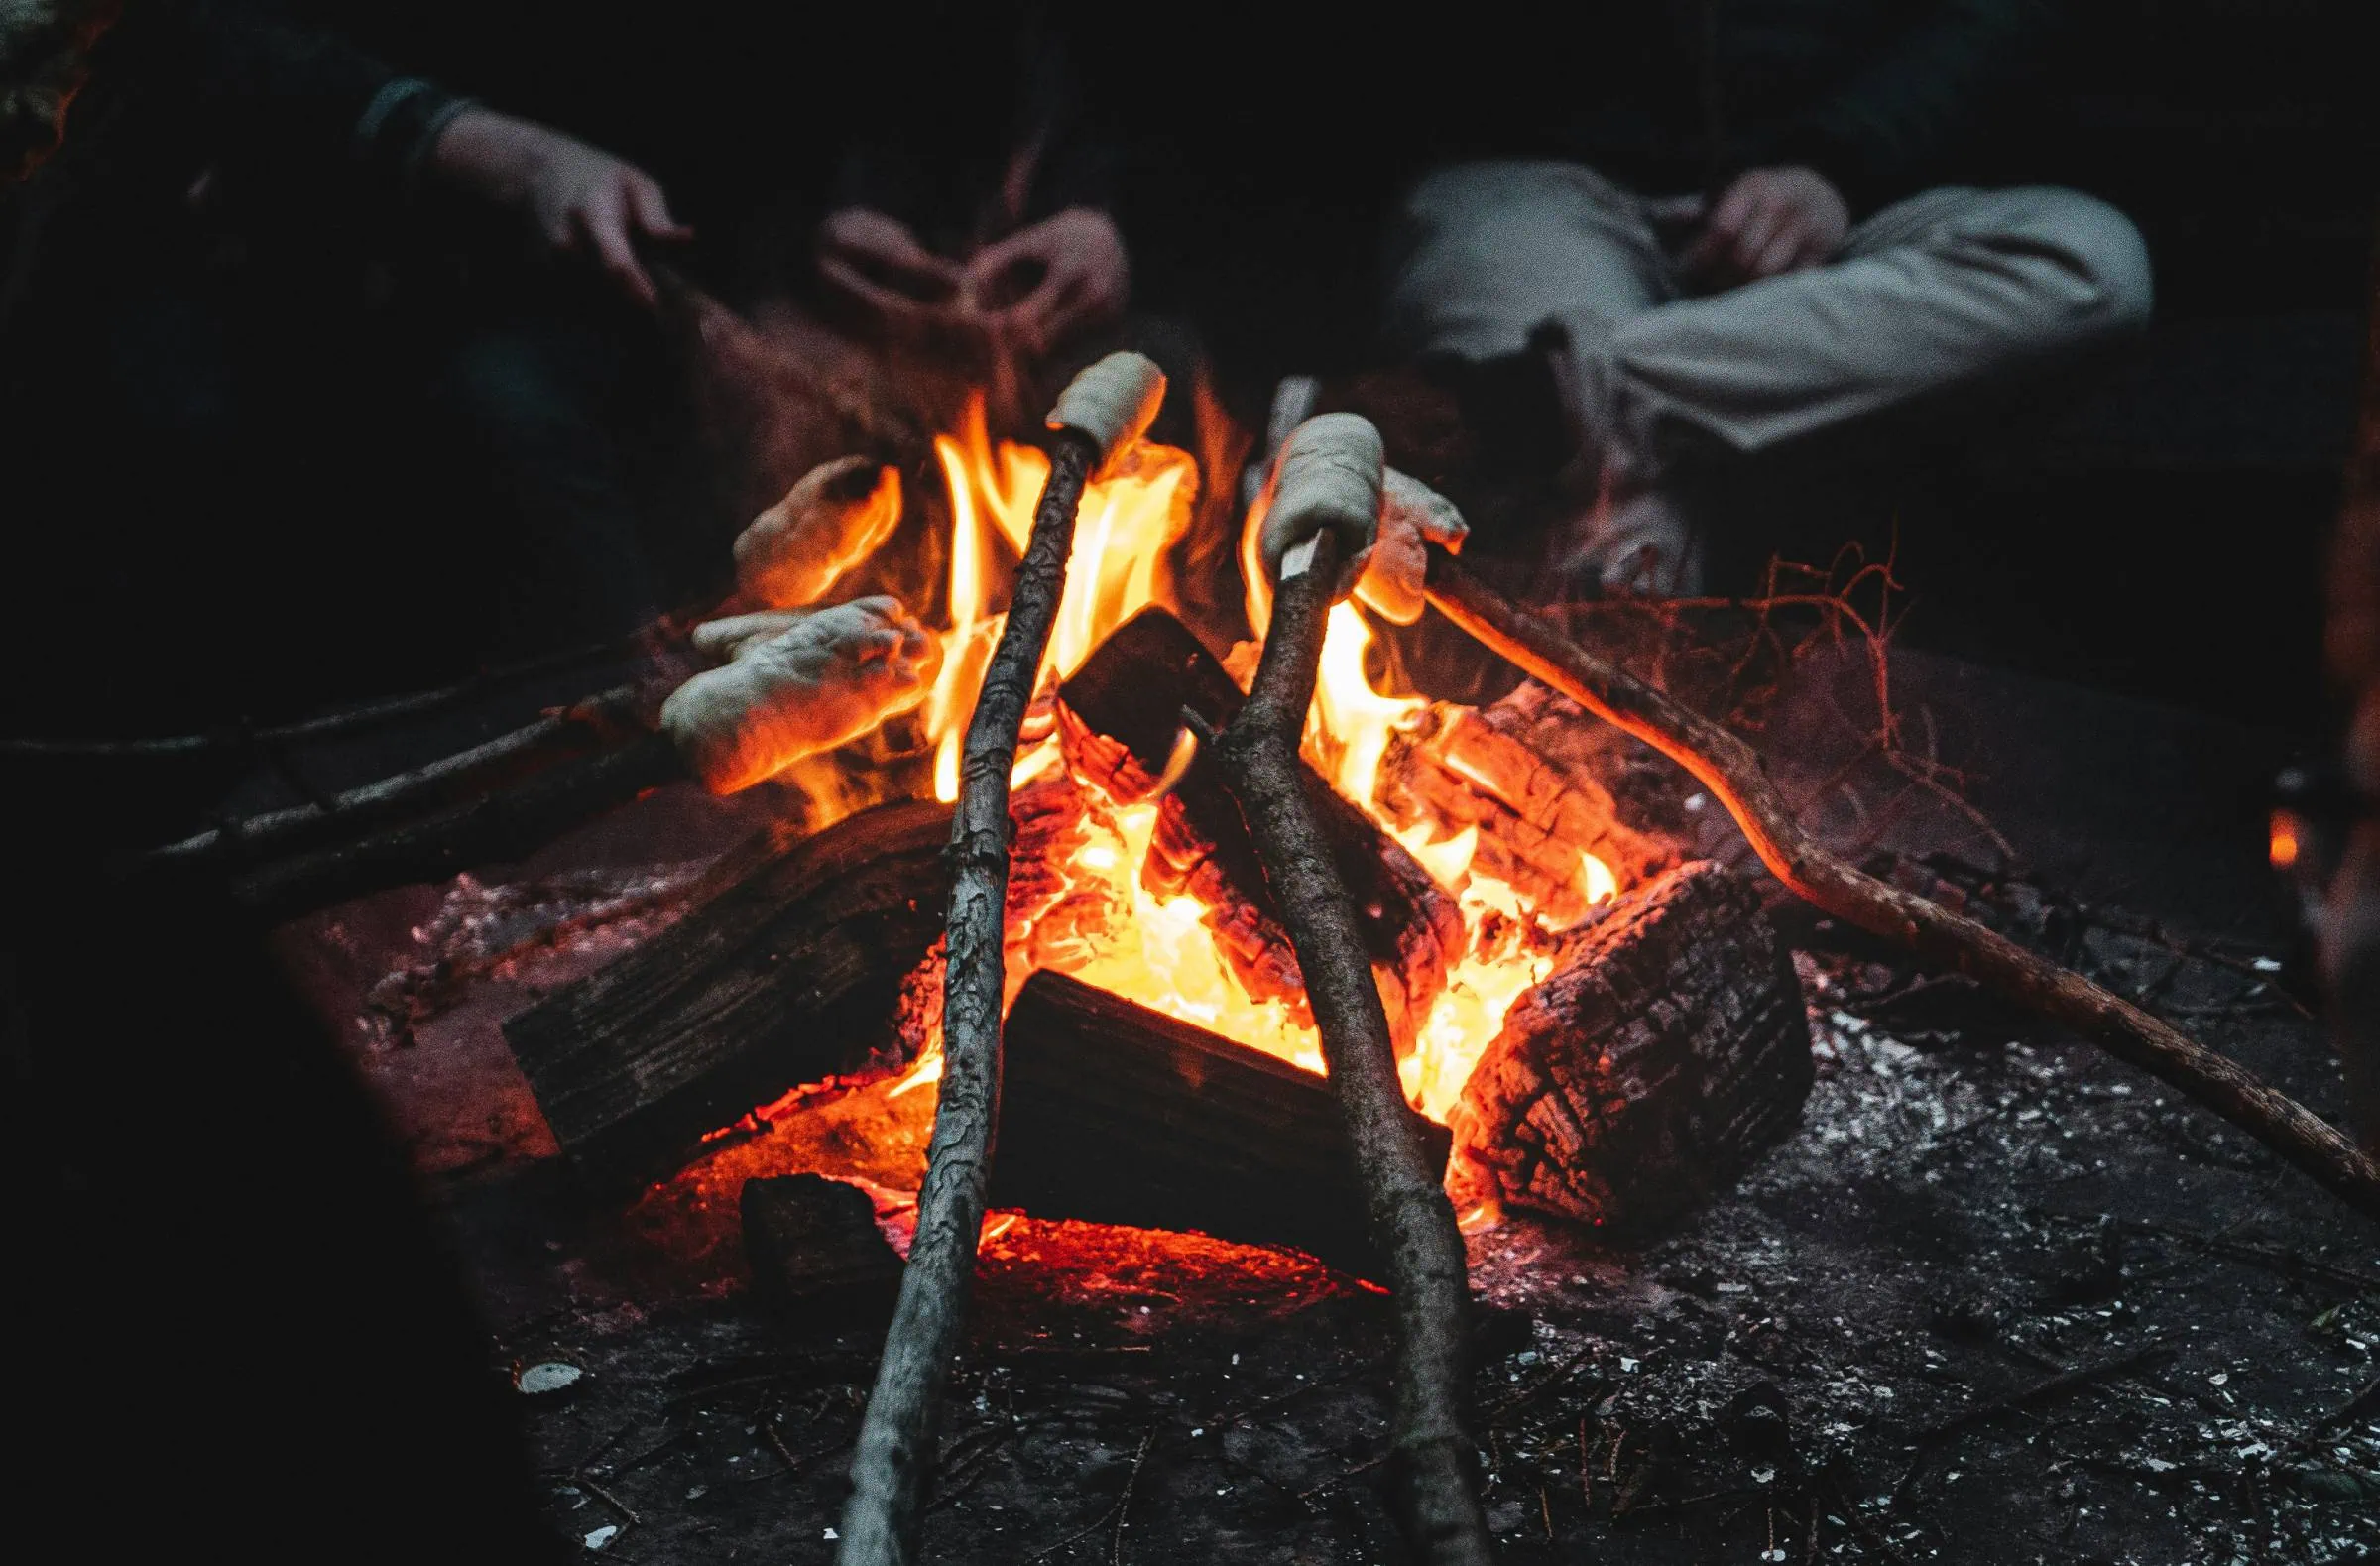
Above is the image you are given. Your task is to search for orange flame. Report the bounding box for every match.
[895,402,1620,1128]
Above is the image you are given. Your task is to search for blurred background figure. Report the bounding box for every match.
[1375,1,2152,601]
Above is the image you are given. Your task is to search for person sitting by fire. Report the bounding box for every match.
[799,2,1133,428]
[1378,0,2155,599]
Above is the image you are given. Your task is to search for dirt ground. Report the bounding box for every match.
[285,647,2379,1564]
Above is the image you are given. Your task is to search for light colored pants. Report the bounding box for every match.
[1383,162,2155,490]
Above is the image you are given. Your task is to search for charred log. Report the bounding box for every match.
[504,797,953,1188]
[1452,861,1814,1236]
[1379,681,1684,924]
[742,1174,905,1323]
[988,971,1451,1281]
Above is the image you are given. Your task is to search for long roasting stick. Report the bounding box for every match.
[1204,418,1493,1565]
[1423,547,2380,1221]
[838,354,1166,1566]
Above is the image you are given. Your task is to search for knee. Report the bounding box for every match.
[1983,187,2156,337]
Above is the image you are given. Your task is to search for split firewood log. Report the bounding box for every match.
[1452,860,1815,1237]
[1380,679,1686,925]
[504,798,953,1187]
[733,456,904,610]
[989,971,1451,1281]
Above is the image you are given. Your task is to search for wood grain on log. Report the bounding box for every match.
[1454,862,1814,1236]
[1424,546,2380,1221]
[742,1174,905,1322]
[1380,681,1683,924]
[989,971,1451,1281]
[504,797,952,1187]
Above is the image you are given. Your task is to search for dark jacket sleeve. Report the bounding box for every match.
[144,0,472,207]
[1761,0,2043,215]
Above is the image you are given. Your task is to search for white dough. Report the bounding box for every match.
[661,596,933,795]
[1255,412,1384,594]
[689,610,806,663]
[1044,351,1167,462]
[1354,469,1470,625]
[733,456,902,610]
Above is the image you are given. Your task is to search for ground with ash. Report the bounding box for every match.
[296,653,2377,1564]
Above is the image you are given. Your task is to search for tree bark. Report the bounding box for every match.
[1423,547,2380,1222]
[836,429,1098,1566]
[1208,532,1494,1566]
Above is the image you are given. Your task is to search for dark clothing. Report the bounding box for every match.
[1446,0,2045,217]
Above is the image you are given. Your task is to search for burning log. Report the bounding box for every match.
[742,1174,905,1323]
[504,798,953,1187]
[1057,607,1464,1048]
[840,352,1167,1566]
[1206,420,1492,1565]
[1452,861,1814,1235]
[1422,546,2380,1221]
[1379,680,1682,925]
[989,971,1452,1280]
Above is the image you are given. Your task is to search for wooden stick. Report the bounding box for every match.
[1423,547,2380,1221]
[1208,529,1493,1565]
[141,683,656,875]
[219,731,686,921]
[835,428,1100,1566]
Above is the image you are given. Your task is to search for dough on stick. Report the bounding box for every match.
[1354,469,1470,625]
[662,596,934,794]
[1045,351,1166,467]
[734,457,902,610]
[1255,412,1384,596]
[689,610,807,663]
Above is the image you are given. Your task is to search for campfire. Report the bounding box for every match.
[506,379,1806,1250]
[105,350,2376,1565]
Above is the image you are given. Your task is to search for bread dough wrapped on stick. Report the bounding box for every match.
[662,596,934,794]
[734,457,902,610]
[1253,413,1385,596]
[1045,350,1168,469]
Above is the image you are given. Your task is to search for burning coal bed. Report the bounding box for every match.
[315,410,2375,1563]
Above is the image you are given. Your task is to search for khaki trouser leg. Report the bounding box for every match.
[1384,168,2155,489]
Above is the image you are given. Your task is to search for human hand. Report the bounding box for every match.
[815,207,965,339]
[1679,166,1847,289]
[962,208,1130,359]
[1353,471,1468,624]
[427,108,689,307]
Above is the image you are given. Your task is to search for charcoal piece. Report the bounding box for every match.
[1453,861,1813,1236]
[741,1174,904,1321]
